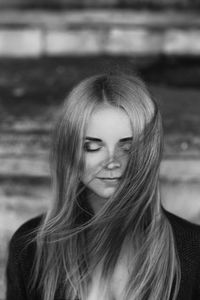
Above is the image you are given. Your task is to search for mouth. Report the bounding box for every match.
[98,177,121,184]
[99,177,121,180]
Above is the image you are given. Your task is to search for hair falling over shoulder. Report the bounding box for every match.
[29,72,181,300]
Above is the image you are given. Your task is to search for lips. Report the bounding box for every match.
[98,177,121,184]
[99,177,121,180]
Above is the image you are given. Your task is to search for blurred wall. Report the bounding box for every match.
[0,0,199,9]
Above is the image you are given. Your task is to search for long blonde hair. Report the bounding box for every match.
[30,73,181,300]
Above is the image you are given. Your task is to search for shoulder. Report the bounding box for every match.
[8,214,44,260]
[10,214,43,243]
[6,215,45,299]
[162,205,200,257]
[13,215,43,236]
[162,205,200,232]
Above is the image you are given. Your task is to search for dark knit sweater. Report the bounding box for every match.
[5,206,200,300]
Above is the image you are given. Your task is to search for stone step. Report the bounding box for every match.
[0,128,200,183]
[0,0,198,10]
[0,127,200,183]
[1,10,200,28]
[0,10,200,56]
[0,155,199,183]
[0,179,200,246]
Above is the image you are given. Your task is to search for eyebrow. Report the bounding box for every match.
[85,137,133,142]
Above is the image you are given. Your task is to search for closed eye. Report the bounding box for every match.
[120,142,132,152]
[84,142,101,152]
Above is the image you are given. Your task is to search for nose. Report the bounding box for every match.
[104,155,121,170]
[106,160,120,170]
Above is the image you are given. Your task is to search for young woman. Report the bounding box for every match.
[6,73,200,300]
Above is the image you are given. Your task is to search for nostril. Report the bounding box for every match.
[105,160,120,169]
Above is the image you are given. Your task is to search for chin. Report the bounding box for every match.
[96,187,117,199]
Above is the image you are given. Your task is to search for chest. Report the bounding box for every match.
[87,258,129,300]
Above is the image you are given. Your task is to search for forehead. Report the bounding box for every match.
[85,104,132,139]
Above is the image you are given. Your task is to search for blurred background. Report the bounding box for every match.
[1,1,200,299]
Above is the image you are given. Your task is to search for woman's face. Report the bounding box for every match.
[80,104,132,213]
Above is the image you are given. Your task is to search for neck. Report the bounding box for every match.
[86,190,108,214]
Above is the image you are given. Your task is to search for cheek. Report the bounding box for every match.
[82,154,103,181]
[120,153,129,168]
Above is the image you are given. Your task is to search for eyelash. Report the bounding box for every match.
[83,143,100,152]
[122,146,131,152]
[83,143,131,153]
